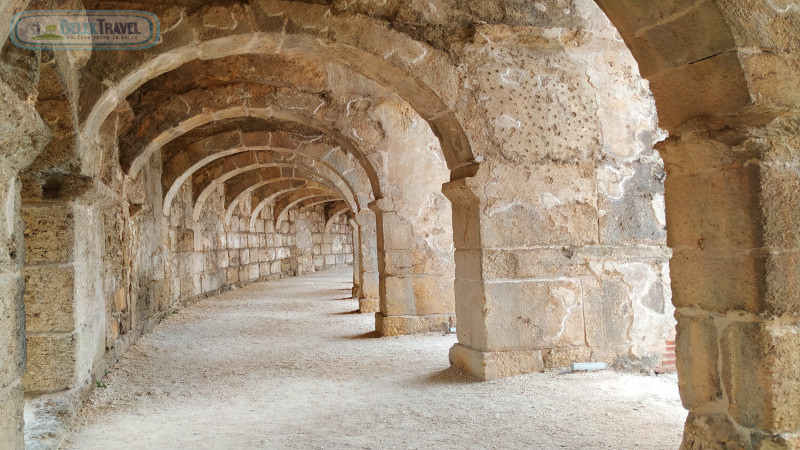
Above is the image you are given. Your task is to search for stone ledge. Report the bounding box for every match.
[449,343,543,381]
[375,313,453,336]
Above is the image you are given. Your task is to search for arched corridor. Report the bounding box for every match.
[1,0,799,447]
[63,268,685,449]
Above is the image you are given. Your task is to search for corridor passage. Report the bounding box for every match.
[64,268,686,449]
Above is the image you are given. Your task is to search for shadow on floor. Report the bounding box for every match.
[342,330,382,339]
[330,309,361,315]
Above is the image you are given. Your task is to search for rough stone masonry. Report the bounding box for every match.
[0,0,798,448]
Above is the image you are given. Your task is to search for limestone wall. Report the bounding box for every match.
[163,179,353,303]
[0,27,50,445]
[443,0,675,375]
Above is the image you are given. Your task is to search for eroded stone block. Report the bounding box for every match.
[675,313,722,410]
[23,333,77,393]
[23,266,75,333]
[22,204,74,264]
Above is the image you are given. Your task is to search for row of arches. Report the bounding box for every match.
[0,0,797,447]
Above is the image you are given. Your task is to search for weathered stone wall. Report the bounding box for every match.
[443,0,674,377]
[18,163,354,446]
[0,38,49,447]
[164,179,353,297]
[659,116,800,447]
[9,0,800,447]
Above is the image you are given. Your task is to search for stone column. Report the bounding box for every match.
[661,119,800,448]
[354,209,379,313]
[370,200,454,336]
[0,75,48,447]
[443,161,673,381]
[349,218,362,299]
[0,177,28,449]
[21,184,112,400]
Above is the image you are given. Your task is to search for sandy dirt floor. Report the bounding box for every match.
[63,267,686,449]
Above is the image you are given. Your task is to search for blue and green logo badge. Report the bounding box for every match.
[11,10,159,50]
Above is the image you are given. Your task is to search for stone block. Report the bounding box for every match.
[204,252,217,271]
[483,280,585,351]
[412,275,454,316]
[217,250,229,267]
[679,413,749,449]
[765,251,800,316]
[226,267,239,284]
[248,264,259,280]
[201,272,219,293]
[482,248,583,281]
[383,250,413,276]
[479,163,598,248]
[622,0,734,77]
[361,272,379,300]
[228,250,240,266]
[449,343,543,381]
[381,212,415,250]
[23,333,77,393]
[358,297,379,314]
[174,228,194,252]
[153,281,170,312]
[375,313,453,336]
[22,204,74,264]
[721,321,800,432]
[0,381,24,449]
[665,166,762,251]
[382,276,415,316]
[675,313,722,410]
[670,250,766,314]
[23,266,75,333]
[0,275,24,389]
[597,161,667,246]
[179,276,194,299]
[542,346,592,369]
[646,51,750,133]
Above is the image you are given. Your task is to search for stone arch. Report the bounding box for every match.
[3,1,799,448]
[190,162,352,222]
[325,202,351,234]
[247,181,326,230]
[82,32,475,178]
[161,129,374,216]
[274,193,340,229]
[130,103,382,201]
[227,179,333,227]
[589,2,800,447]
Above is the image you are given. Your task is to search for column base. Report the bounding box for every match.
[358,297,379,314]
[375,313,453,336]
[449,343,543,381]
